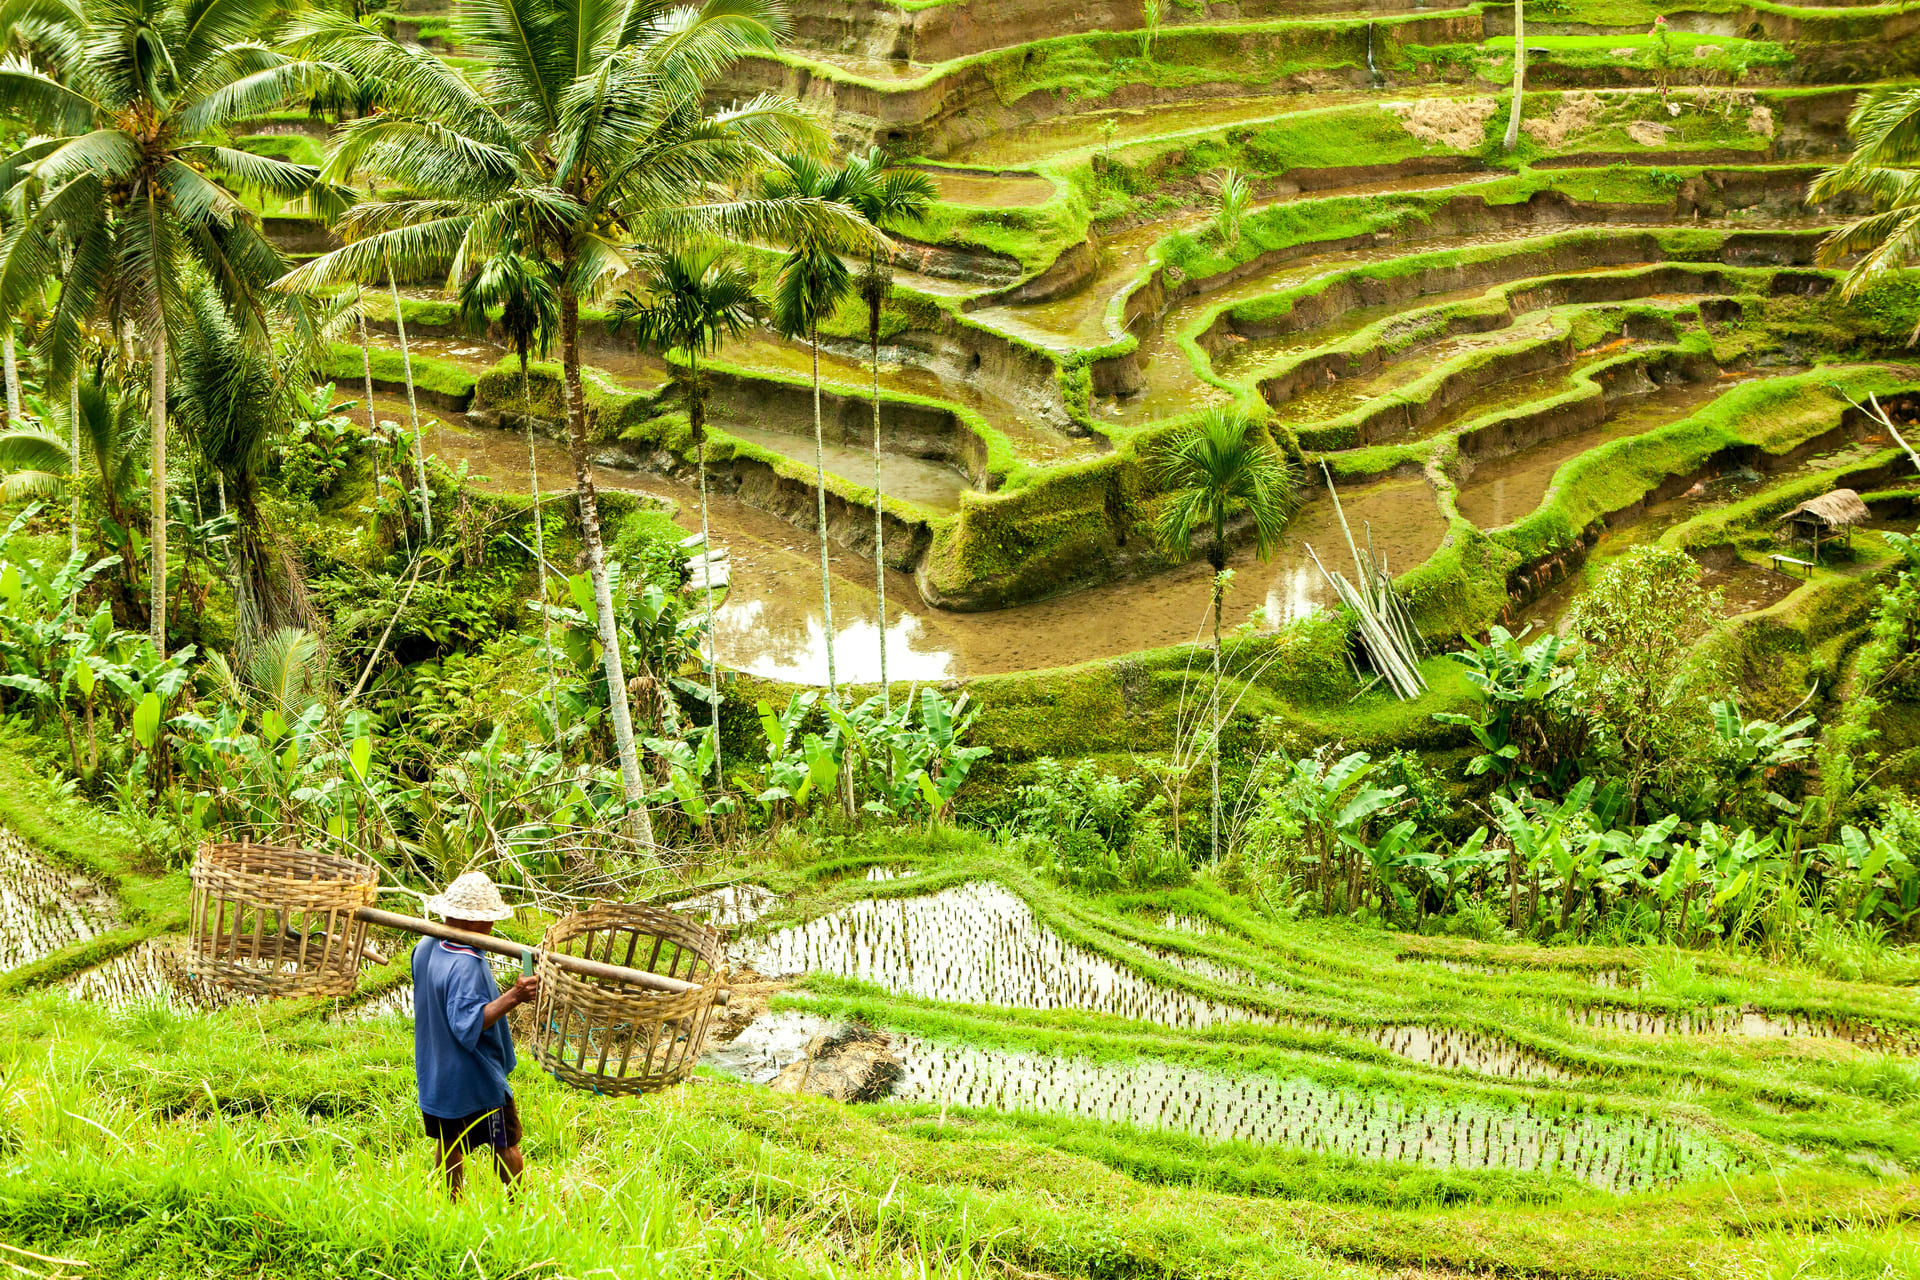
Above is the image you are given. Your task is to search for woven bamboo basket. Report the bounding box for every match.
[529,903,726,1096]
[187,842,379,998]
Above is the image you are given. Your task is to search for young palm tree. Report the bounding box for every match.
[611,246,767,781]
[1811,87,1920,316]
[766,152,860,704]
[456,251,562,753]
[280,0,863,847]
[0,0,346,656]
[1209,167,1252,249]
[1152,408,1298,857]
[842,150,934,712]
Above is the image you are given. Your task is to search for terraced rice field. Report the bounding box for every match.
[258,0,1920,684]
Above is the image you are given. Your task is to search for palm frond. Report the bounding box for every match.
[0,61,100,134]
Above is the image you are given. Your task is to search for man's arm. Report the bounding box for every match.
[482,975,540,1029]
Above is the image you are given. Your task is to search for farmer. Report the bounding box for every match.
[413,871,540,1199]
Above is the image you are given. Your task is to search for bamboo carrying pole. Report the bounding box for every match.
[353,906,729,1005]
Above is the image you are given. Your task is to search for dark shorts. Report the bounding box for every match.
[423,1094,521,1154]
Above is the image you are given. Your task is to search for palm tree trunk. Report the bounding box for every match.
[357,314,394,548]
[149,329,167,656]
[2,331,19,423]
[525,357,558,761]
[810,319,838,704]
[692,349,722,786]
[387,266,433,543]
[869,294,889,715]
[1502,0,1525,150]
[560,288,653,851]
[67,377,80,563]
[1210,564,1224,859]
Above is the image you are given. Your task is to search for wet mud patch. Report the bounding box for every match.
[0,827,119,971]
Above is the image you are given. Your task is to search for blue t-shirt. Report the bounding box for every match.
[411,937,516,1118]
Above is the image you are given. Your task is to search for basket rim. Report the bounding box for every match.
[192,840,378,881]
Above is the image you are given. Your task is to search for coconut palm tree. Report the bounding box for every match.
[1811,87,1920,317]
[280,0,865,848]
[611,245,766,781]
[0,0,346,656]
[172,282,316,643]
[841,150,934,712]
[766,152,861,705]
[456,250,562,752]
[1152,408,1298,857]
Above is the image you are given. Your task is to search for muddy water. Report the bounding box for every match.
[1575,1004,1920,1053]
[711,1011,1725,1190]
[726,424,972,511]
[418,417,1444,681]
[1456,374,1756,530]
[699,468,1443,682]
[672,883,782,932]
[734,880,1274,1029]
[0,828,118,971]
[921,169,1057,207]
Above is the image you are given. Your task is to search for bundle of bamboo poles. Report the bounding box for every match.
[1307,465,1428,701]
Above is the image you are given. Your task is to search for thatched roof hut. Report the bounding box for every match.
[1776,488,1869,555]
[1777,489,1870,530]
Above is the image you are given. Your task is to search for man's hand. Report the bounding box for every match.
[482,975,540,1029]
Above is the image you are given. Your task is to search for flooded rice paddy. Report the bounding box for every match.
[709,1011,1728,1192]
[738,882,1566,1079]
[0,827,118,971]
[734,880,1272,1029]
[1454,373,1759,530]
[1573,1004,1920,1054]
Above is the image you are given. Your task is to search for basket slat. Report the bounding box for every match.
[529,904,726,1097]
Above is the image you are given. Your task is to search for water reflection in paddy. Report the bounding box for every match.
[734,881,1270,1029]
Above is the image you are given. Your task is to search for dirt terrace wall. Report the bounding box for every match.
[1099,175,1820,397]
[1246,262,1807,427]
[700,368,993,488]
[1485,6,1920,80]
[824,326,1077,437]
[1493,400,1919,620]
[709,452,938,572]
[722,16,1479,155]
[781,0,1438,64]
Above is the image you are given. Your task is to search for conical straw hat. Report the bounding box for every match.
[423,871,517,922]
